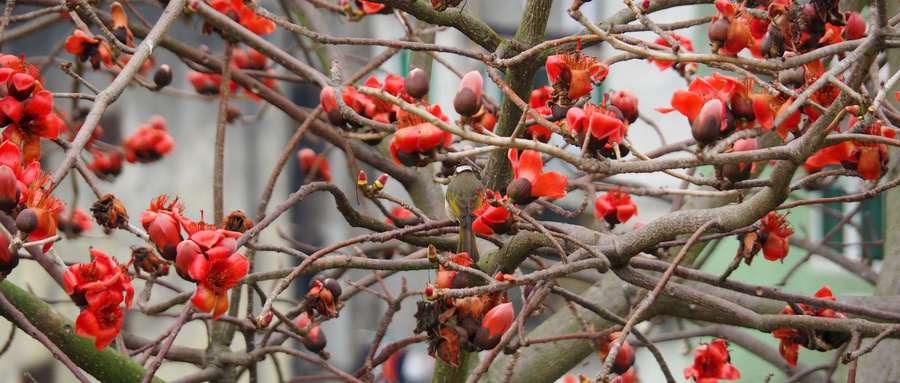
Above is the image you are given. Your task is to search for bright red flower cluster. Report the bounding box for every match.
[805,117,895,180]
[175,219,249,319]
[708,0,754,55]
[297,148,332,182]
[773,285,848,366]
[472,192,512,236]
[389,104,451,167]
[684,339,740,382]
[0,54,62,163]
[123,116,175,163]
[187,48,273,100]
[0,139,63,254]
[566,96,631,157]
[64,249,134,350]
[139,195,185,261]
[205,0,276,35]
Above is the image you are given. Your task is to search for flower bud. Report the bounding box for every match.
[454,71,483,118]
[154,64,173,88]
[506,178,533,205]
[405,68,430,99]
[843,12,866,40]
[0,166,18,212]
[708,17,730,50]
[474,302,513,349]
[691,99,725,146]
[373,174,388,191]
[16,208,39,233]
[323,278,342,299]
[610,90,639,124]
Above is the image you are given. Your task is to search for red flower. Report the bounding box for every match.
[474,302,513,349]
[75,289,125,350]
[58,207,93,235]
[610,90,639,124]
[773,285,847,366]
[139,195,184,261]
[759,212,793,262]
[546,51,608,102]
[88,149,124,178]
[187,71,226,95]
[109,2,134,47]
[684,339,740,382]
[176,229,248,319]
[648,33,695,71]
[296,312,327,352]
[206,0,275,35]
[594,189,638,226]
[24,185,65,252]
[473,197,512,236]
[63,248,134,308]
[524,85,554,142]
[708,0,754,55]
[389,104,451,166]
[506,148,567,204]
[297,148,332,182]
[64,30,113,70]
[0,139,43,204]
[123,116,175,163]
[566,102,628,147]
[0,90,62,163]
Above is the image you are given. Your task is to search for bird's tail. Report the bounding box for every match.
[458,215,479,262]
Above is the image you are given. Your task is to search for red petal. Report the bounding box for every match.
[192,283,217,314]
[25,91,54,117]
[481,302,513,337]
[670,90,703,122]
[212,291,230,319]
[531,171,567,199]
[515,149,543,184]
[188,251,211,281]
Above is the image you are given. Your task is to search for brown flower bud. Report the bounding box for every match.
[15,209,39,233]
[506,178,533,205]
[153,64,173,88]
[405,68,430,99]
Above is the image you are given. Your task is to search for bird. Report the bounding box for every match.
[445,165,483,262]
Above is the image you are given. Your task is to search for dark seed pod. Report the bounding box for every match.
[326,108,347,127]
[8,73,36,101]
[154,64,173,88]
[721,162,751,183]
[730,93,755,123]
[550,104,568,121]
[323,278,342,299]
[454,88,481,118]
[302,330,327,353]
[405,68,430,99]
[395,149,421,167]
[692,99,725,146]
[506,178,533,205]
[451,272,468,289]
[15,209,38,233]
[473,326,501,350]
[708,17,730,48]
[611,350,636,375]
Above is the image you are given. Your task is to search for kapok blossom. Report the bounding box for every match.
[773,285,847,366]
[64,30,113,70]
[647,33,695,71]
[594,189,638,226]
[389,104,451,166]
[139,195,185,261]
[297,148,332,182]
[0,90,62,163]
[123,116,175,163]
[758,211,794,262]
[506,148,567,204]
[205,0,276,35]
[175,226,248,319]
[64,249,134,350]
[683,339,740,382]
[708,0,754,56]
[24,185,65,252]
[472,194,512,236]
[545,49,609,102]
